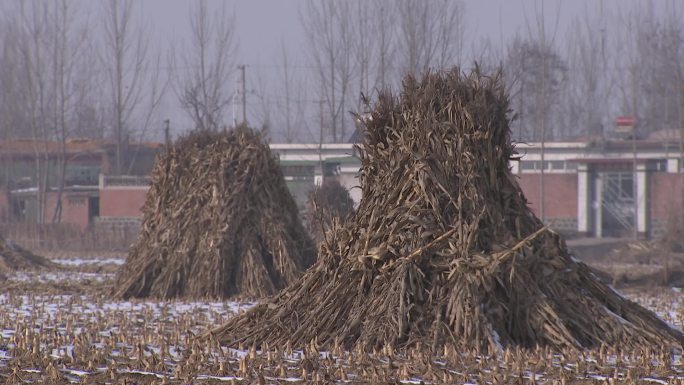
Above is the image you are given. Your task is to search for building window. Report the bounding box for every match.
[520,160,575,173]
[549,161,565,170]
[68,196,86,206]
[280,165,315,181]
[521,161,538,171]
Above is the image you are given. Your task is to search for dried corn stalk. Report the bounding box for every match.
[208,69,684,352]
[0,235,53,274]
[305,178,355,247]
[113,126,316,299]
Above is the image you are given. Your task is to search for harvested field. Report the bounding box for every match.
[210,68,684,352]
[114,127,316,300]
[5,68,684,383]
[1,257,684,384]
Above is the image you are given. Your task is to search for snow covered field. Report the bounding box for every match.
[1,256,684,384]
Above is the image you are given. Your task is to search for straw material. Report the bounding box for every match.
[0,235,53,274]
[113,126,316,299]
[208,69,684,352]
[305,178,355,247]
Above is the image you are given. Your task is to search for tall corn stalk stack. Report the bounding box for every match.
[0,235,53,274]
[208,69,684,352]
[305,178,355,247]
[113,127,316,299]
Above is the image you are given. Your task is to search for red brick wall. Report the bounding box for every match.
[517,173,577,218]
[99,188,148,218]
[650,173,684,221]
[45,192,91,231]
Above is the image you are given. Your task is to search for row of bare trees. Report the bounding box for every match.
[2,1,684,180]
[266,0,684,144]
[492,1,684,143]
[2,0,684,145]
[294,0,465,143]
[0,0,243,223]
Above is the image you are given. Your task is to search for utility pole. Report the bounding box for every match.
[631,67,639,240]
[519,56,525,142]
[318,99,325,185]
[539,0,547,223]
[329,15,336,142]
[163,119,170,146]
[319,99,325,144]
[239,64,247,125]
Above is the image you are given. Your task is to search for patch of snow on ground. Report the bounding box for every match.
[52,258,126,266]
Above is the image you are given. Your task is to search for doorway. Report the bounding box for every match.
[596,171,635,237]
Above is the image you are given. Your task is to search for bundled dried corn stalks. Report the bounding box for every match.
[0,235,53,274]
[208,69,684,352]
[113,126,316,299]
[305,178,355,247]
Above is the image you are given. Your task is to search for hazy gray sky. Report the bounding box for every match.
[133,0,601,138]
[20,0,666,141]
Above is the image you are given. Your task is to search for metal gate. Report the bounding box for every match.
[597,171,635,237]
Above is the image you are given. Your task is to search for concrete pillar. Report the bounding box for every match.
[577,163,591,236]
[510,159,520,174]
[636,163,649,237]
[594,172,603,238]
[314,163,323,186]
[667,158,679,173]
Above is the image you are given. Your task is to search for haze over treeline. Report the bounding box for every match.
[0,0,683,147]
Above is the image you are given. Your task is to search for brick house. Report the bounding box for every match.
[2,137,683,239]
[0,139,161,230]
[273,140,684,239]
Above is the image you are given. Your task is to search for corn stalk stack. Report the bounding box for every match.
[208,69,684,352]
[305,178,355,247]
[113,127,316,299]
[0,235,54,274]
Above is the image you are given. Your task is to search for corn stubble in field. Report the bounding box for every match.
[209,68,684,352]
[5,68,684,384]
[2,274,684,384]
[113,126,316,299]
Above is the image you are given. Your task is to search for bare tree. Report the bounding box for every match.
[16,1,50,223]
[48,1,90,222]
[611,2,672,138]
[301,0,353,142]
[176,0,236,132]
[276,42,308,143]
[349,0,377,112]
[372,0,395,91]
[279,43,295,142]
[504,35,567,141]
[396,0,465,77]
[560,7,613,140]
[637,3,684,135]
[0,18,29,196]
[15,1,89,223]
[103,0,139,175]
[101,0,166,175]
[0,20,29,141]
[471,37,504,74]
[251,72,272,139]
